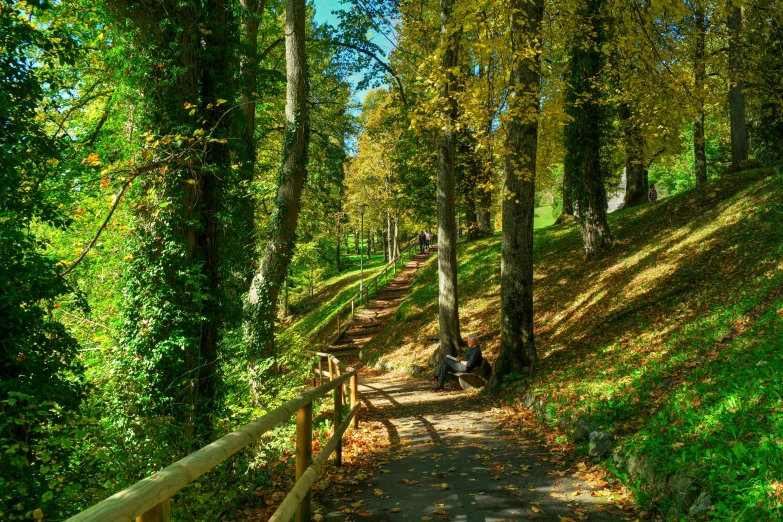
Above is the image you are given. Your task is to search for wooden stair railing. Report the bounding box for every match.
[66,355,359,522]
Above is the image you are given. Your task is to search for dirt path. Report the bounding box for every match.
[322,247,433,363]
[314,249,633,522]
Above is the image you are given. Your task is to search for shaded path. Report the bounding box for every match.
[321,376,633,521]
[313,250,634,521]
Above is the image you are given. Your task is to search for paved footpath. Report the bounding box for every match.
[320,374,634,522]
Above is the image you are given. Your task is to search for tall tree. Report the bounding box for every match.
[565,0,613,257]
[244,0,309,395]
[620,103,649,207]
[727,1,748,166]
[489,0,544,392]
[693,1,708,185]
[432,0,464,363]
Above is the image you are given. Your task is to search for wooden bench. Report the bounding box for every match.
[453,372,487,390]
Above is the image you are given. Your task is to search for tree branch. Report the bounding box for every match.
[308,38,408,106]
[59,176,134,279]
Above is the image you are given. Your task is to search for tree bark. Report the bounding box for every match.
[385,210,392,262]
[431,0,463,366]
[566,0,612,257]
[728,2,748,166]
[694,3,708,185]
[476,187,492,236]
[239,0,266,276]
[244,0,308,396]
[464,188,479,240]
[556,160,574,222]
[393,214,400,257]
[619,103,648,207]
[336,218,341,272]
[488,0,544,392]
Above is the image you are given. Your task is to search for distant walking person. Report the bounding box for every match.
[424,229,431,249]
[648,183,658,202]
[432,334,483,391]
[419,230,426,254]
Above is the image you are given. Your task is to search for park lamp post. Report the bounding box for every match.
[359,203,366,301]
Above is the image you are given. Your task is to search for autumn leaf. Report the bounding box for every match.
[82,153,100,166]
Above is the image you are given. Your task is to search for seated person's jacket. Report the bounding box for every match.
[464,345,482,372]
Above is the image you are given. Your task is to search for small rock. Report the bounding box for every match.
[668,474,697,509]
[515,385,528,395]
[522,392,536,409]
[572,416,599,442]
[588,430,615,458]
[408,364,427,376]
[688,490,712,518]
[611,447,627,469]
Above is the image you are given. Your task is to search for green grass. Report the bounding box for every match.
[534,205,557,229]
[361,168,783,520]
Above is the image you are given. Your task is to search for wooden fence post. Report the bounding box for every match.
[327,356,335,382]
[334,383,343,467]
[318,358,324,386]
[351,298,355,319]
[136,499,170,522]
[336,311,341,337]
[295,403,313,522]
[351,374,359,429]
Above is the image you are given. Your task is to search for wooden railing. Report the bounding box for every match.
[66,354,359,522]
[315,236,420,347]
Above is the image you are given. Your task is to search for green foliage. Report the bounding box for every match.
[0,2,90,519]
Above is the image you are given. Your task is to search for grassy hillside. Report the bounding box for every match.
[360,168,783,520]
[277,252,391,351]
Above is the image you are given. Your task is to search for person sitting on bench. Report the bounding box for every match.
[432,333,482,391]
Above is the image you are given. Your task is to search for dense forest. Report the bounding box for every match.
[2,0,782,519]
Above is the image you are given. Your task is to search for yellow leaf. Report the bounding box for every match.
[82,153,100,166]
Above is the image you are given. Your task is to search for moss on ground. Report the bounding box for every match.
[359,168,783,520]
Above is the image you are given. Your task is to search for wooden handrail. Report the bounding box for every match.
[268,404,360,522]
[67,356,360,522]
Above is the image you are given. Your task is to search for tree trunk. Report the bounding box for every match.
[488,0,543,393]
[431,0,463,366]
[336,220,341,272]
[367,230,371,259]
[393,214,400,257]
[694,3,708,185]
[465,189,478,240]
[566,0,612,257]
[476,187,492,236]
[193,0,236,441]
[385,210,392,262]
[728,3,748,166]
[354,229,359,254]
[558,160,574,220]
[244,0,308,396]
[619,103,648,207]
[239,0,266,281]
